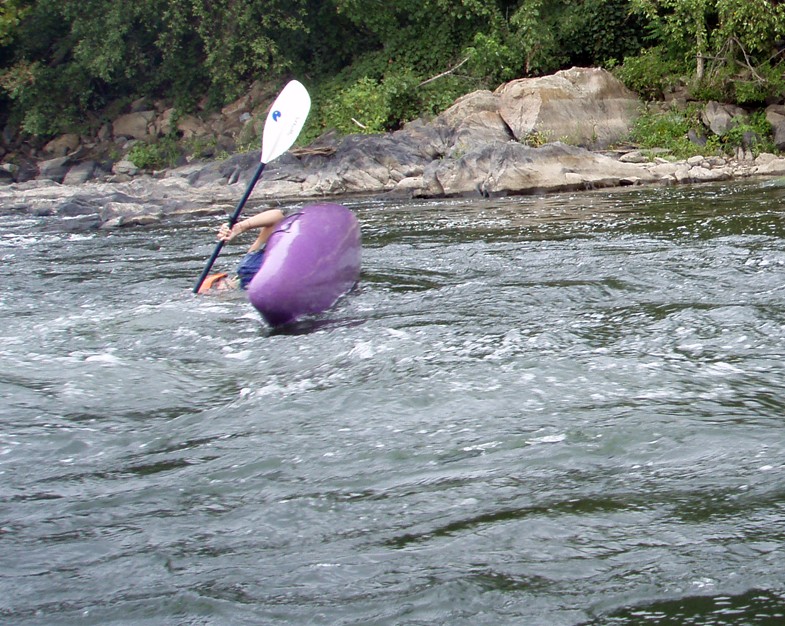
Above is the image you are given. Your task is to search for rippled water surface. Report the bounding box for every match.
[3,180,785,625]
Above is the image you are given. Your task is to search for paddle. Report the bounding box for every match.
[193,79,311,293]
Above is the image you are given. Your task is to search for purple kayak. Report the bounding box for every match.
[247,203,361,326]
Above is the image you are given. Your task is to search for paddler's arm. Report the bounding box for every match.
[217,209,285,250]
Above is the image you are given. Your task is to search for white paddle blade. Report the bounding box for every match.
[260,80,311,164]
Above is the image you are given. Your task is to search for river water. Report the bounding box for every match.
[3,179,785,625]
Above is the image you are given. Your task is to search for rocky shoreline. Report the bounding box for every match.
[4,67,785,231]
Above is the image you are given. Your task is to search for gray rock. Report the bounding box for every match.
[113,111,155,140]
[765,104,785,150]
[63,161,97,185]
[37,156,72,183]
[112,160,139,176]
[495,67,640,149]
[619,151,649,163]
[176,114,209,140]
[420,142,657,198]
[754,157,785,175]
[689,166,726,182]
[0,163,18,184]
[436,90,513,156]
[54,213,102,231]
[56,199,98,217]
[701,101,746,136]
[688,128,708,146]
[43,134,81,157]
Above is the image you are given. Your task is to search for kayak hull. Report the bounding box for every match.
[247,203,361,326]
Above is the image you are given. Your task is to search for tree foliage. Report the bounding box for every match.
[1,0,785,140]
[0,0,316,134]
[628,0,785,103]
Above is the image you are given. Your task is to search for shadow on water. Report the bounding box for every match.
[265,315,366,336]
[584,589,785,625]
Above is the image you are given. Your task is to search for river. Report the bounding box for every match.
[3,179,785,625]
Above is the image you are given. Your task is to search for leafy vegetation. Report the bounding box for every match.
[629,105,715,159]
[625,0,785,104]
[722,111,776,155]
[611,47,688,101]
[0,0,784,147]
[630,104,776,160]
[127,135,181,170]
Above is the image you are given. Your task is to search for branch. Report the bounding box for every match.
[731,37,767,83]
[418,57,470,87]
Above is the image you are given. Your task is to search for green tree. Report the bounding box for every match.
[180,0,308,104]
[12,0,782,144]
[0,0,314,136]
[311,0,507,134]
[331,0,500,75]
[627,0,785,102]
[559,0,647,67]
[0,0,29,47]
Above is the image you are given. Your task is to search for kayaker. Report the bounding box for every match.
[197,208,285,293]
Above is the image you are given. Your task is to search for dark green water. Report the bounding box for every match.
[3,180,785,625]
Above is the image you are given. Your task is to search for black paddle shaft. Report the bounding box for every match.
[193,161,266,293]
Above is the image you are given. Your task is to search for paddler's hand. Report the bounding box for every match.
[217,222,244,243]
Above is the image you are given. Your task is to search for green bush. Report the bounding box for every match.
[732,64,785,106]
[127,136,181,170]
[630,106,689,146]
[721,111,776,156]
[465,32,520,84]
[629,105,711,159]
[418,75,469,116]
[690,58,785,107]
[322,77,389,134]
[629,105,778,159]
[614,47,686,101]
[316,70,472,137]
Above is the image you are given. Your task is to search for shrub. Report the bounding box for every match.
[465,32,520,84]
[629,104,711,159]
[629,104,778,159]
[316,70,472,137]
[614,47,686,101]
[127,135,181,170]
[323,77,389,134]
[721,111,776,156]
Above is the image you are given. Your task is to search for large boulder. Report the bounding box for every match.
[702,101,747,136]
[176,114,210,140]
[113,111,156,140]
[765,104,785,150]
[154,108,178,136]
[37,156,72,183]
[420,142,657,197]
[495,67,640,149]
[436,90,513,156]
[0,163,17,183]
[43,133,81,157]
[63,160,98,185]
